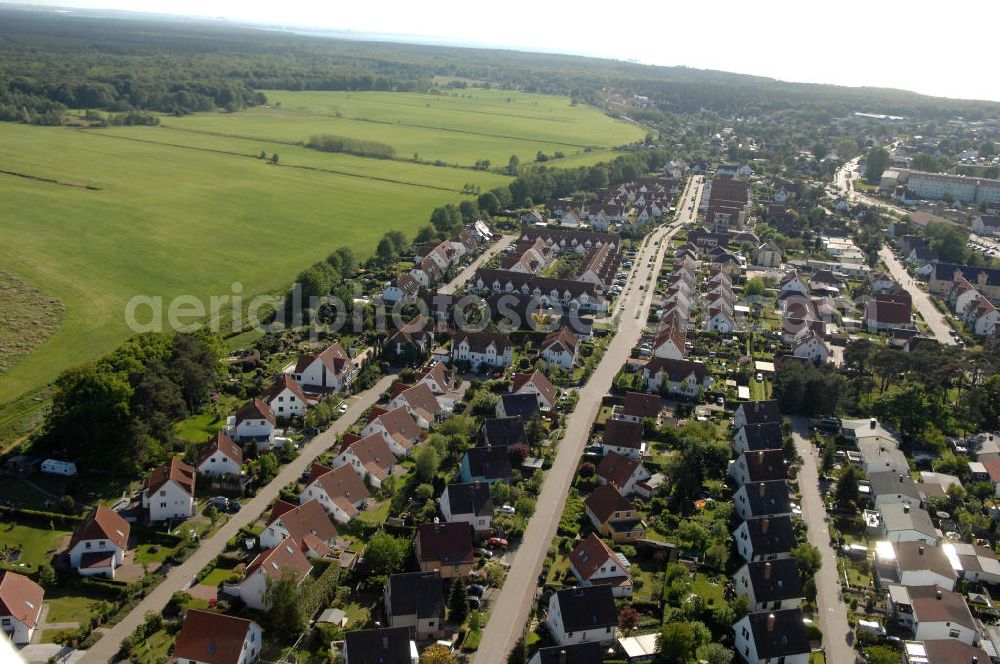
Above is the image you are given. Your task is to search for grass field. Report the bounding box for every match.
[0,89,642,407]
[0,522,70,572]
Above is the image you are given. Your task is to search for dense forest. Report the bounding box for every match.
[2,7,1000,126]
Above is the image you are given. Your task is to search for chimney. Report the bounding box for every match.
[899,474,905,483]
[759,482,766,497]
[918,545,925,556]
[766,613,776,632]
[764,562,772,579]
[903,504,910,514]
[936,589,943,600]
[870,418,877,429]
[762,518,770,534]
[558,650,568,664]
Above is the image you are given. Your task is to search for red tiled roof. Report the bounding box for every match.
[196,431,243,468]
[293,342,351,376]
[174,609,259,664]
[143,456,195,496]
[244,539,312,584]
[621,392,661,419]
[261,374,308,406]
[511,370,558,408]
[570,533,620,581]
[266,499,337,557]
[69,505,129,551]
[0,571,43,629]
[596,451,642,493]
[312,464,370,506]
[235,397,275,426]
[541,328,579,353]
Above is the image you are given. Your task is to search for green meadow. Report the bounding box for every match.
[0,89,643,406]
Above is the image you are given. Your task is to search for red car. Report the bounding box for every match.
[486,537,508,549]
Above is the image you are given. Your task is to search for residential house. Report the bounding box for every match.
[386,315,435,362]
[601,419,645,460]
[385,572,445,640]
[173,609,263,664]
[361,407,422,457]
[382,273,421,305]
[730,450,788,487]
[972,215,1000,236]
[451,331,514,370]
[874,541,956,590]
[545,586,618,647]
[528,643,605,664]
[511,370,559,411]
[595,451,651,498]
[67,505,130,578]
[290,342,354,393]
[585,485,647,543]
[414,362,458,396]
[616,392,661,424]
[880,503,939,545]
[237,539,312,611]
[260,499,338,558]
[195,431,244,479]
[733,401,783,429]
[732,609,810,664]
[755,240,782,268]
[734,482,793,521]
[262,374,310,419]
[414,522,475,579]
[481,417,527,448]
[440,482,494,534]
[569,533,632,598]
[868,471,921,509]
[902,640,990,664]
[943,541,1000,585]
[342,627,417,664]
[0,571,43,645]
[779,271,809,296]
[864,294,914,332]
[459,446,514,485]
[859,437,910,476]
[233,398,276,445]
[540,328,579,370]
[641,358,712,397]
[888,585,979,646]
[734,559,804,612]
[141,457,195,522]
[733,516,796,563]
[792,331,830,364]
[388,383,442,429]
[334,433,399,489]
[496,393,540,423]
[733,423,783,455]
[299,463,370,524]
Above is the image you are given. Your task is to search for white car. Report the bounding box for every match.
[338,403,349,414]
[499,504,516,515]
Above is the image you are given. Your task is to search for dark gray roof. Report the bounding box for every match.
[499,393,540,421]
[867,471,921,502]
[386,572,444,620]
[553,586,618,632]
[741,516,796,556]
[746,609,810,658]
[602,419,644,450]
[344,627,412,664]
[933,262,1000,286]
[745,559,804,602]
[741,481,792,517]
[738,400,783,425]
[738,423,783,451]
[463,446,513,480]
[444,483,494,518]
[482,417,527,447]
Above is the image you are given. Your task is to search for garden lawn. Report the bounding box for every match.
[691,573,726,608]
[44,587,109,624]
[0,522,70,571]
[198,566,234,587]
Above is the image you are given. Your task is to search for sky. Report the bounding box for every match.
[10,0,1000,102]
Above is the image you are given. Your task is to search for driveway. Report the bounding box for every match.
[474,178,695,661]
[80,372,398,663]
[877,246,955,345]
[791,419,855,664]
[438,234,516,295]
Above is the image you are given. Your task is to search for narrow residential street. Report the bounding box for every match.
[878,246,955,345]
[791,419,855,664]
[438,233,516,294]
[81,372,398,663]
[475,177,697,660]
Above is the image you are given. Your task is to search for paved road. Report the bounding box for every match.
[81,373,398,663]
[833,161,955,346]
[475,178,695,661]
[438,234,516,295]
[878,246,955,345]
[791,420,855,664]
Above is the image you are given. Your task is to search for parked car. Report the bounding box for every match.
[755,372,763,382]
[474,548,494,559]
[338,403,349,414]
[208,496,229,510]
[227,498,241,513]
[486,537,508,549]
[498,504,516,515]
[715,396,725,406]
[467,584,487,597]
[466,596,481,610]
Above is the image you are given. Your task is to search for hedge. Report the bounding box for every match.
[0,505,84,529]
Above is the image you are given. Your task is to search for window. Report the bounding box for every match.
[2,618,11,625]
[160,502,167,508]
[159,490,166,497]
[949,629,961,638]
[85,542,92,549]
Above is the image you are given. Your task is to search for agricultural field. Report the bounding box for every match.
[0,89,642,407]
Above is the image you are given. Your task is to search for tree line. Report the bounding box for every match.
[305,134,396,159]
